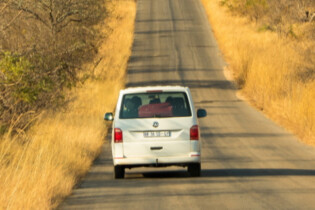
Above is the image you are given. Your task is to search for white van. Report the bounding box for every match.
[105,86,206,178]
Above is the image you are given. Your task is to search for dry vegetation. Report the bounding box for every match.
[0,0,136,209]
[0,0,106,133]
[201,0,314,145]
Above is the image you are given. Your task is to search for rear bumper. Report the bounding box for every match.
[113,155,200,167]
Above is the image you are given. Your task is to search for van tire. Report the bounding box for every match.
[188,163,201,177]
[114,165,125,179]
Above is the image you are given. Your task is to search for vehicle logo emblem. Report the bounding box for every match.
[153,121,159,128]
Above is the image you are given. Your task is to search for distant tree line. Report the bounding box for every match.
[0,0,106,134]
[220,0,314,37]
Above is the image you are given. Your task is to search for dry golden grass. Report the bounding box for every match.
[0,1,136,209]
[201,0,315,145]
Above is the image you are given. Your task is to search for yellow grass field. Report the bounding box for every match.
[201,0,315,145]
[0,1,136,209]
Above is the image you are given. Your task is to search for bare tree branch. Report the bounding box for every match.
[2,10,22,31]
[16,6,50,29]
[0,0,12,14]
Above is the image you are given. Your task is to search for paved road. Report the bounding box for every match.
[60,0,315,209]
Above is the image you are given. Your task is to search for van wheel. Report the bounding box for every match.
[114,165,125,179]
[188,163,201,177]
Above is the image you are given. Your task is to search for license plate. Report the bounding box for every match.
[143,131,171,138]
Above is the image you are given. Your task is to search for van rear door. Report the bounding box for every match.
[117,117,194,158]
[116,91,194,158]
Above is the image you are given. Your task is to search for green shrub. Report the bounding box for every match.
[0,52,52,131]
[1,52,38,103]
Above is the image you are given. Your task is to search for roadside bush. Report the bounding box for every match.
[220,0,315,36]
[219,0,315,87]
[221,0,268,22]
[0,0,106,133]
[0,1,136,209]
[203,0,315,143]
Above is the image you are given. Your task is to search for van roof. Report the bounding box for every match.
[121,86,189,94]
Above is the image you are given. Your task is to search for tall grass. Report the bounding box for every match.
[201,0,315,145]
[0,1,136,209]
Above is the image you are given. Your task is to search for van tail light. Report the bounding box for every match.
[114,128,123,143]
[190,125,199,140]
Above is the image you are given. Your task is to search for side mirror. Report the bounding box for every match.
[197,109,207,118]
[104,112,114,121]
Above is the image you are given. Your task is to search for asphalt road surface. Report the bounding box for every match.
[60,0,315,209]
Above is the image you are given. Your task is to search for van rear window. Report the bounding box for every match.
[119,92,192,119]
